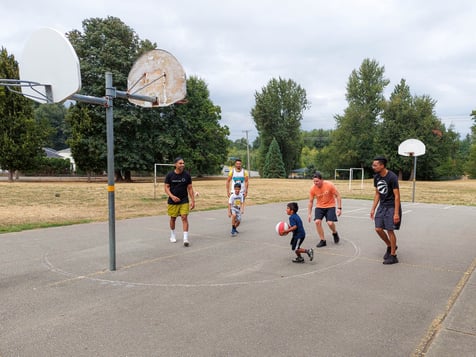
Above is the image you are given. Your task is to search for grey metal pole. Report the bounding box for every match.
[243,130,251,171]
[412,156,417,203]
[105,72,116,271]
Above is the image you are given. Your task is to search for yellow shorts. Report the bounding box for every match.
[167,203,190,217]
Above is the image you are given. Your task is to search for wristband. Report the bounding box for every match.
[338,207,342,209]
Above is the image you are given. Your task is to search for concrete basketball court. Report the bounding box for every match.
[1,199,475,356]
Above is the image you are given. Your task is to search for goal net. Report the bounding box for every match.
[334,168,364,190]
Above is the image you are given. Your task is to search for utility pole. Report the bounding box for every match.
[242,130,251,172]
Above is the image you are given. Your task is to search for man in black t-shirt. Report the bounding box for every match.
[164,157,195,247]
[370,156,401,265]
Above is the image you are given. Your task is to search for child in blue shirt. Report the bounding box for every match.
[281,202,314,263]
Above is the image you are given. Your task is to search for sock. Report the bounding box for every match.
[170,230,176,238]
[184,232,189,241]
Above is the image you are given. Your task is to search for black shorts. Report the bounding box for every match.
[375,205,402,230]
[290,236,305,251]
[314,207,338,222]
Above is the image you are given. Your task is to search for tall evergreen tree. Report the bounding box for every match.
[262,137,286,178]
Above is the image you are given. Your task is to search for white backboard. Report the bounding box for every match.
[19,28,81,103]
[398,139,426,157]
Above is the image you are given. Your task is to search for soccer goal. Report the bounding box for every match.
[334,168,364,190]
[154,163,175,199]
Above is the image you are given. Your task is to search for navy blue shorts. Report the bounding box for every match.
[290,236,305,251]
[374,206,402,230]
[314,207,338,222]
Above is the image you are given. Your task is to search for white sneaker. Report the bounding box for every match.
[170,236,177,243]
[183,239,190,247]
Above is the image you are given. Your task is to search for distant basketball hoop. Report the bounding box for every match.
[398,139,426,203]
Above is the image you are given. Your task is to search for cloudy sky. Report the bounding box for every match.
[1,0,475,142]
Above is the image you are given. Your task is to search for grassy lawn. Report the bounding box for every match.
[1,177,475,233]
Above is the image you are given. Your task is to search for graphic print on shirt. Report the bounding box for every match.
[376,179,388,195]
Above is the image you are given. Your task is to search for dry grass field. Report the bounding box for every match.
[1,177,475,232]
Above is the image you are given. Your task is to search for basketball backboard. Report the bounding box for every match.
[127,49,186,107]
[19,28,81,103]
[398,139,425,157]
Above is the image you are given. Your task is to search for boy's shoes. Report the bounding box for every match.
[234,229,239,234]
[383,246,398,260]
[383,255,398,265]
[292,256,305,263]
[183,238,190,247]
[333,232,340,244]
[316,240,327,248]
[307,249,314,261]
[170,236,177,243]
[230,228,237,237]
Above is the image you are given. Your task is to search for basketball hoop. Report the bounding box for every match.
[0,79,54,103]
[398,139,426,203]
[1,28,188,272]
[127,49,187,107]
[19,28,81,103]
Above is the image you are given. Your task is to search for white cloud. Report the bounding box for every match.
[1,0,474,142]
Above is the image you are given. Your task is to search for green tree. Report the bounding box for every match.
[35,103,68,150]
[66,17,229,179]
[407,95,453,180]
[377,79,463,180]
[262,137,286,178]
[163,76,229,176]
[251,77,309,175]
[65,105,105,179]
[329,59,389,171]
[464,111,476,177]
[302,128,332,150]
[0,48,49,181]
[66,16,156,181]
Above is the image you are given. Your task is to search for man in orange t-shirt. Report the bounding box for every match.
[307,172,342,247]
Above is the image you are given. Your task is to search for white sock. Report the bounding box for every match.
[170,230,176,238]
[184,232,189,241]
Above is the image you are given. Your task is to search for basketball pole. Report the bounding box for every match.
[411,154,417,203]
[4,29,187,273]
[105,72,116,271]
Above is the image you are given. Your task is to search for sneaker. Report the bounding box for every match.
[316,240,327,248]
[307,249,314,261]
[183,239,190,247]
[170,236,177,243]
[383,255,398,265]
[230,228,237,237]
[234,229,239,234]
[383,246,398,260]
[292,256,305,263]
[333,232,340,244]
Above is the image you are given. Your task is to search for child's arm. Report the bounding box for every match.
[282,225,297,235]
